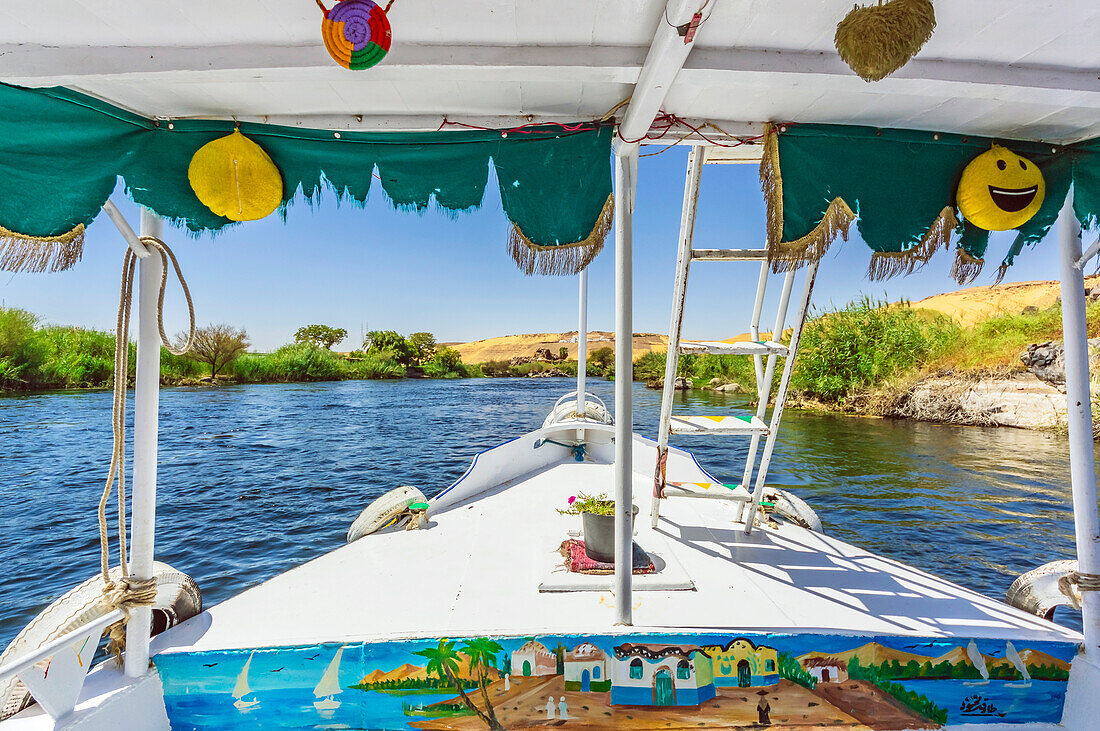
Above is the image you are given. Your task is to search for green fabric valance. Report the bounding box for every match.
[762,123,1100,283]
[0,82,613,275]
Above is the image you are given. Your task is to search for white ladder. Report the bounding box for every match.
[650,146,820,534]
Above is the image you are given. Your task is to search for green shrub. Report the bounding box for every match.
[790,298,959,403]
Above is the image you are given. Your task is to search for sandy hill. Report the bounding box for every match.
[448,331,669,364]
[912,275,1100,326]
[797,642,931,666]
[447,276,1100,364]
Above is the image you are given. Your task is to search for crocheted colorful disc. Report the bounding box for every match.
[321,0,391,70]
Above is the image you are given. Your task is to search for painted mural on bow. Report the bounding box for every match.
[153,632,1077,730]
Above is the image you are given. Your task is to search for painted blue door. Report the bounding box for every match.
[738,660,751,688]
[581,669,590,692]
[654,668,675,706]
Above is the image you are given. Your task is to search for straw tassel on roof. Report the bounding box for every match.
[0,223,85,273]
[508,192,613,276]
[835,0,936,82]
[761,124,855,273]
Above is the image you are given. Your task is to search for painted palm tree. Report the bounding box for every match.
[413,640,500,730]
[461,638,505,730]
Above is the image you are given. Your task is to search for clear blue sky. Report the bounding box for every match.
[0,148,1062,352]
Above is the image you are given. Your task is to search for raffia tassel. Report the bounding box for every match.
[866,206,957,281]
[760,122,856,273]
[769,198,855,273]
[508,193,613,276]
[0,224,86,273]
[951,248,985,285]
[760,123,784,255]
[993,263,1010,286]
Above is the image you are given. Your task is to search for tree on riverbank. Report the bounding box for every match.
[294,324,347,350]
[408,332,437,364]
[185,324,250,377]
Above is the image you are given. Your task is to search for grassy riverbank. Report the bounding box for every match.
[634,296,1100,417]
[0,307,475,391]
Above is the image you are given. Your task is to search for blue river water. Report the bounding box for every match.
[0,377,1087,648]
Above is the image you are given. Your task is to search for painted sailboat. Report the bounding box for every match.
[963,640,991,687]
[1005,641,1033,688]
[313,646,345,713]
[231,652,259,711]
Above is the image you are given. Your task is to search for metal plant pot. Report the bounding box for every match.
[581,505,639,563]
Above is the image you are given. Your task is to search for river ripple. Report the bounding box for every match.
[0,378,1089,645]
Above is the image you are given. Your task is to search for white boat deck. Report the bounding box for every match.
[153,432,1081,656]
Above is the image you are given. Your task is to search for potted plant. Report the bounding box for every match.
[559,492,638,563]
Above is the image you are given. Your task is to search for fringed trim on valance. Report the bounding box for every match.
[508,193,613,276]
[951,248,984,285]
[0,223,85,273]
[761,123,856,273]
[866,206,958,281]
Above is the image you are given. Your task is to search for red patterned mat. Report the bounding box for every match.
[559,539,656,575]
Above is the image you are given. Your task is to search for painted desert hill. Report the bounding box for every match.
[797,641,1071,671]
[797,642,931,667]
[358,662,500,686]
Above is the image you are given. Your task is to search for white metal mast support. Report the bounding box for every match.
[124,208,163,678]
[577,267,588,416]
[743,259,820,533]
[1056,189,1100,661]
[738,268,796,521]
[613,149,638,626]
[651,147,704,527]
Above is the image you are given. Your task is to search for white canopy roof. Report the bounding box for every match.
[0,0,1097,142]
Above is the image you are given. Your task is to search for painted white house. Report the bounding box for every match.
[802,657,849,684]
[511,640,556,677]
[610,643,716,707]
[564,643,610,692]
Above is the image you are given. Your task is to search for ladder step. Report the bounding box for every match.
[691,248,769,261]
[669,414,769,436]
[679,340,788,357]
[663,481,751,502]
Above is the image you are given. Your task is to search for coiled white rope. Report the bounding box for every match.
[97,237,195,661]
[1059,570,1100,610]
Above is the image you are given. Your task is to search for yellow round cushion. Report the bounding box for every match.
[956,144,1045,231]
[188,131,283,222]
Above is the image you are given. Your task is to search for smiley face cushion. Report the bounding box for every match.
[956,144,1045,231]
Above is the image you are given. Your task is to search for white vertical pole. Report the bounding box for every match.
[613,149,637,626]
[1056,189,1100,661]
[125,208,162,678]
[577,267,588,416]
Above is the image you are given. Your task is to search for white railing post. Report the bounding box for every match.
[613,149,637,626]
[577,267,588,416]
[125,208,163,677]
[1056,188,1100,662]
